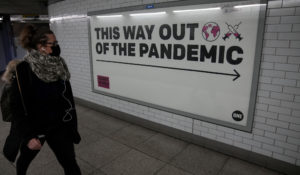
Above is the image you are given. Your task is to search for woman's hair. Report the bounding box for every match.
[19,25,54,50]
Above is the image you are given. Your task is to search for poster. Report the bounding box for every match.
[88,0,266,131]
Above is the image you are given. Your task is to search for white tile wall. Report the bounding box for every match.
[263,55,288,63]
[266,16,281,24]
[272,78,297,87]
[282,0,300,8]
[291,41,300,48]
[281,16,300,24]
[266,24,292,32]
[276,48,300,56]
[264,32,278,39]
[265,39,290,47]
[263,47,276,54]
[278,32,300,40]
[294,24,300,31]
[267,0,282,9]
[48,0,300,166]
[268,7,295,16]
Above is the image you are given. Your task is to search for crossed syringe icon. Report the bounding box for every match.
[223,22,243,41]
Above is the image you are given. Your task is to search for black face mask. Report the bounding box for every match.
[50,44,61,57]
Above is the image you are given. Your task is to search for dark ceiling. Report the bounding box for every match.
[0,0,63,15]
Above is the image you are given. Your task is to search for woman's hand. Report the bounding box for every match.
[27,138,42,150]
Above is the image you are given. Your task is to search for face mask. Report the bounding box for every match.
[50,44,61,57]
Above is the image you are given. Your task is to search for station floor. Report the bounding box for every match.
[0,82,283,175]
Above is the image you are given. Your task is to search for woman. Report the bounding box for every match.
[2,25,81,175]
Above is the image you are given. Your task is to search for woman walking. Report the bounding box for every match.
[1,25,81,175]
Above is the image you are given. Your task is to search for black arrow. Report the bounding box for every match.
[232,69,240,81]
[96,59,241,81]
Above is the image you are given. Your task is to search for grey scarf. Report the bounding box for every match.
[24,49,70,83]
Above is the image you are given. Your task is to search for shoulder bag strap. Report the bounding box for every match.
[15,68,28,116]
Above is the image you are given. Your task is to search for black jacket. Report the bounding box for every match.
[3,61,80,162]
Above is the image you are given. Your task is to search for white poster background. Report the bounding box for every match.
[89,0,264,130]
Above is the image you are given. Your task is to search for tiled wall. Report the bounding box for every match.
[48,0,300,166]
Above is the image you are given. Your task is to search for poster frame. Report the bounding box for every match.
[87,0,267,132]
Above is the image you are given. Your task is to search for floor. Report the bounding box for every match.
[0,81,283,175]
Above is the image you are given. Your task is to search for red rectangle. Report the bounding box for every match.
[97,75,110,89]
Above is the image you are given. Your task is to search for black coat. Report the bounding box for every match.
[3,61,80,162]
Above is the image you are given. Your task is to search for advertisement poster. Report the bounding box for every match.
[88,0,266,131]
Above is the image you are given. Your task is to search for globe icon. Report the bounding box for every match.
[202,22,220,42]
